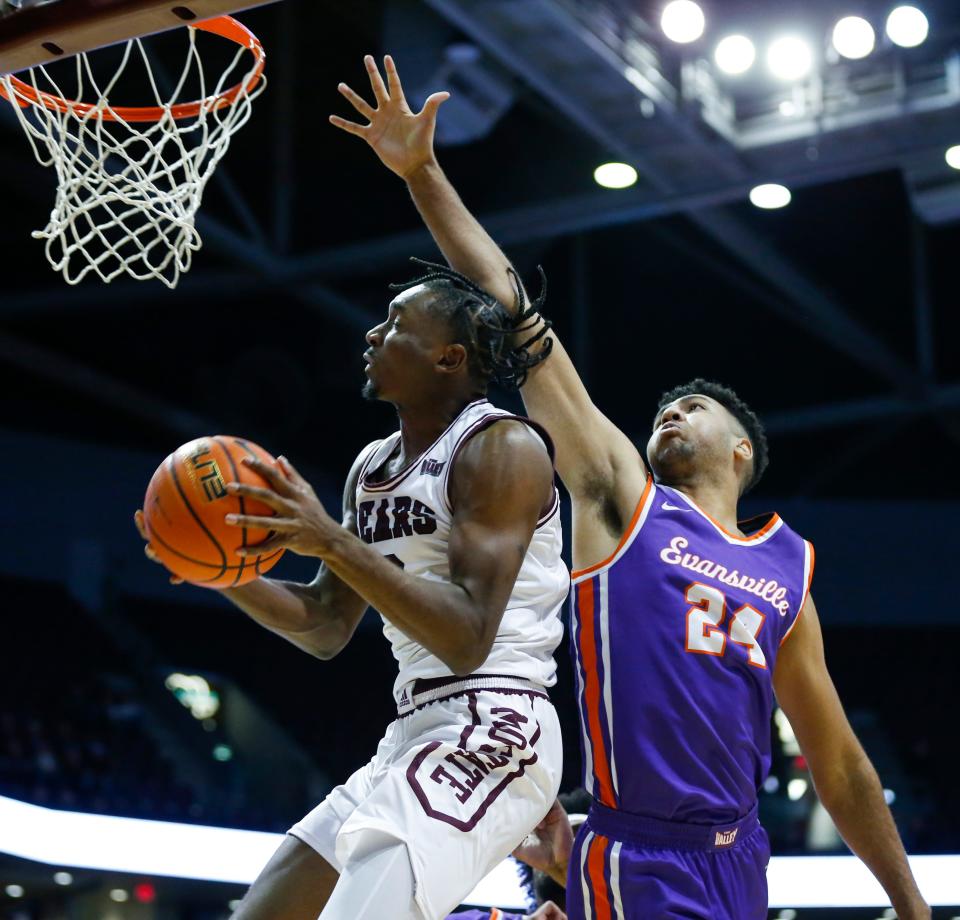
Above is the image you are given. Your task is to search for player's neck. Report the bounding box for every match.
[671,479,742,535]
[393,392,482,462]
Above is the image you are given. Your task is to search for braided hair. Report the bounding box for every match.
[389,258,553,391]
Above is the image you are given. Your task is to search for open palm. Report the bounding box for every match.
[330,55,449,180]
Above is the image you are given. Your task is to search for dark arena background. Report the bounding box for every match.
[1,0,959,917]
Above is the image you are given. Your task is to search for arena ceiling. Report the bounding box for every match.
[1,0,958,501]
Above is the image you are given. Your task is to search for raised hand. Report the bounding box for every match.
[133,509,184,585]
[329,54,449,180]
[512,798,575,888]
[223,456,339,559]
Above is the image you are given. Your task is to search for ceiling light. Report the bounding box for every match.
[110,889,129,903]
[832,16,876,59]
[660,1,705,44]
[767,36,814,81]
[5,885,24,898]
[750,184,792,209]
[945,145,960,169]
[715,35,756,75]
[886,6,928,48]
[594,163,638,189]
[53,872,73,886]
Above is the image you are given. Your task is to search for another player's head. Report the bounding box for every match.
[362,260,551,405]
[646,379,769,497]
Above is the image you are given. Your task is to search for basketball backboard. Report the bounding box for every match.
[0,0,279,75]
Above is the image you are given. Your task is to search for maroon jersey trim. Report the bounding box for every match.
[361,398,489,493]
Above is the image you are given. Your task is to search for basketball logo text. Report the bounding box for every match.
[188,442,228,502]
[421,458,445,477]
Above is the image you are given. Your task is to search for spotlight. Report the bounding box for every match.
[787,778,808,800]
[594,162,638,189]
[750,184,792,209]
[4,885,24,898]
[945,145,960,170]
[660,1,705,44]
[109,889,129,903]
[53,872,73,886]
[832,16,876,59]
[715,35,756,75]
[767,36,814,81]
[886,6,928,48]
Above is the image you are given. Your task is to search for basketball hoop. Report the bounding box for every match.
[0,15,266,288]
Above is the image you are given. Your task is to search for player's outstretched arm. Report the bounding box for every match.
[135,452,370,660]
[774,597,930,920]
[224,421,553,675]
[330,55,646,508]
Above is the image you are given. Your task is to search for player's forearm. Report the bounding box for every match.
[813,750,928,917]
[406,161,521,311]
[221,578,354,659]
[319,527,493,675]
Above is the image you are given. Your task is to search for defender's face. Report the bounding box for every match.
[646,394,741,483]
[362,286,450,403]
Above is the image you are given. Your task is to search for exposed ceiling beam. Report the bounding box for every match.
[0,330,211,436]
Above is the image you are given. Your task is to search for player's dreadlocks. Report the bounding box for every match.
[655,378,770,494]
[389,258,553,391]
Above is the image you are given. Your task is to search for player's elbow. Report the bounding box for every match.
[310,642,345,661]
[444,637,494,676]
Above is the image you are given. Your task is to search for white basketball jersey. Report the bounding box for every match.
[354,398,568,698]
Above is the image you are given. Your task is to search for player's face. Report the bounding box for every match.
[646,395,743,484]
[362,286,455,403]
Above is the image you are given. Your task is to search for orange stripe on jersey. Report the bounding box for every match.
[572,475,653,579]
[577,578,617,807]
[490,910,502,920]
[586,834,612,920]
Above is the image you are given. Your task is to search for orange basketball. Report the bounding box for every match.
[143,436,286,588]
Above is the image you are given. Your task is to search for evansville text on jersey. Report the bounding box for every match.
[659,535,791,616]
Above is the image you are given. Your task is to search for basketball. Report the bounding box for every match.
[142,436,286,588]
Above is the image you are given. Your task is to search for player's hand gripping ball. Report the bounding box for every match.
[141,436,286,588]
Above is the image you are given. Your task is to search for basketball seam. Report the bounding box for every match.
[168,451,227,576]
[149,528,284,570]
[213,435,248,589]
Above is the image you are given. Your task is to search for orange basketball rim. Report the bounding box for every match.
[0,15,265,122]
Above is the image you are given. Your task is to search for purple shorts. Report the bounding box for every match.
[566,801,770,920]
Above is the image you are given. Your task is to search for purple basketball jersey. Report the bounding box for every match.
[570,477,814,823]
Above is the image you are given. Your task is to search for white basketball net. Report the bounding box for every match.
[0,21,265,288]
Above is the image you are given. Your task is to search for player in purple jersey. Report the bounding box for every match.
[333,56,930,920]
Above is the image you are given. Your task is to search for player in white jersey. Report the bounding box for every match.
[136,261,568,919]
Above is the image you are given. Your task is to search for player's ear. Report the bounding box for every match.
[734,435,753,463]
[437,343,468,375]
